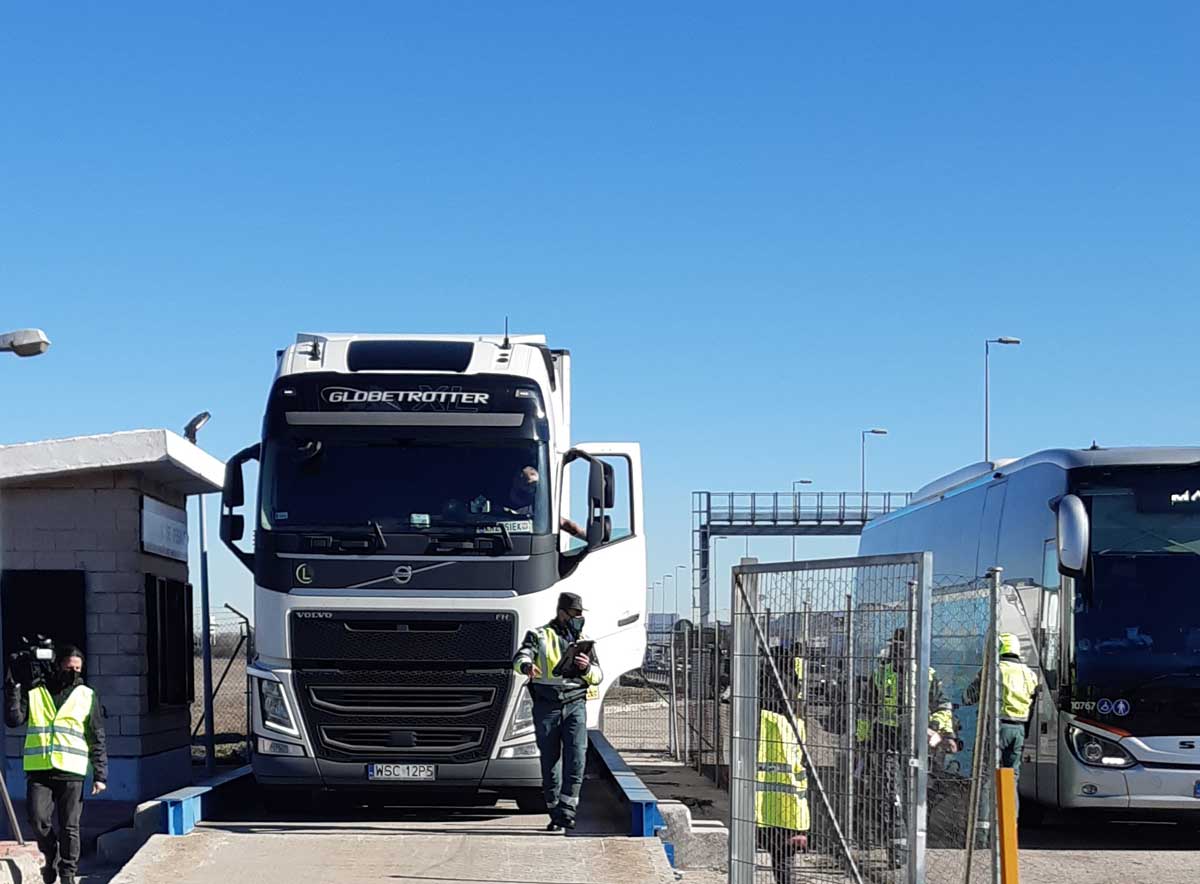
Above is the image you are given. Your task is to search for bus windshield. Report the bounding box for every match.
[1073,469,1200,733]
[260,435,552,535]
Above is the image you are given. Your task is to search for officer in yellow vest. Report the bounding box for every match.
[963,633,1039,798]
[512,592,602,831]
[756,651,810,884]
[854,630,954,866]
[5,646,107,884]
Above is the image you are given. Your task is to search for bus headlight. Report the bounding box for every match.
[258,678,298,735]
[1067,725,1135,769]
[504,688,535,741]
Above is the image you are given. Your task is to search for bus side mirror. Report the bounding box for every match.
[1055,494,1089,579]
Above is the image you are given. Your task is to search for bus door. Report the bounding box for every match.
[1035,539,1063,806]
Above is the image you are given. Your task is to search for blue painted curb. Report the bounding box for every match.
[588,730,669,856]
[158,765,253,835]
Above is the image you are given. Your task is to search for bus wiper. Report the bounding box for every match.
[368,520,388,550]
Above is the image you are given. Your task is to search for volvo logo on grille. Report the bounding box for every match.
[296,611,332,619]
[392,566,413,585]
[295,563,314,585]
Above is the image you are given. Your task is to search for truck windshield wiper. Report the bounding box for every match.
[368,520,388,550]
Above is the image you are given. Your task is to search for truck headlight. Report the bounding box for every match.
[258,678,298,736]
[1067,724,1135,769]
[504,688,535,741]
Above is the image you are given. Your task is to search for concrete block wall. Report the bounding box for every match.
[1,469,195,800]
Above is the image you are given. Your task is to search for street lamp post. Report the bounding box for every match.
[184,411,216,775]
[0,327,50,843]
[861,428,888,505]
[791,479,813,561]
[985,337,1021,464]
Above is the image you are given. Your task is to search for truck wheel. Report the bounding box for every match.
[515,791,547,814]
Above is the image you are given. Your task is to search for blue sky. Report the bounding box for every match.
[3,4,1199,620]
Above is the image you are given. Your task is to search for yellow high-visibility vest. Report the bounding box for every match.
[23,685,94,776]
[512,626,603,688]
[999,660,1038,721]
[756,710,810,831]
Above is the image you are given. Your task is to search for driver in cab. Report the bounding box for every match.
[507,466,585,540]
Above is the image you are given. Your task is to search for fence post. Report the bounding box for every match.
[909,559,933,884]
[729,567,759,884]
[668,629,678,758]
[843,591,856,852]
[990,567,1004,884]
[683,627,691,763]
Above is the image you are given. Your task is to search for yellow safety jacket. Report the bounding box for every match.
[999,659,1038,722]
[23,685,95,776]
[856,665,953,740]
[512,623,603,703]
[756,709,810,831]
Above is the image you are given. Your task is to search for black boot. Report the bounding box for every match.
[40,864,56,884]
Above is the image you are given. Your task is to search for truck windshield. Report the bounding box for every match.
[260,436,552,535]
[1073,469,1200,733]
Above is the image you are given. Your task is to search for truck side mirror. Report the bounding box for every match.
[220,443,260,571]
[586,458,606,550]
[1055,493,1089,579]
[602,461,615,509]
[221,515,245,544]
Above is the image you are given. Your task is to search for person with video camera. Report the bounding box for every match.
[5,643,107,884]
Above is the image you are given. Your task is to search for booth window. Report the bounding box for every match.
[145,575,194,709]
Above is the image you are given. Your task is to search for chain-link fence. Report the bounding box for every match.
[600,622,676,755]
[191,608,252,767]
[926,574,1000,884]
[726,554,1003,884]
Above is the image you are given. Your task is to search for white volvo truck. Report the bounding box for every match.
[220,333,646,807]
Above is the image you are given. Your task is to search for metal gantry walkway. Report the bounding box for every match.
[691,490,912,622]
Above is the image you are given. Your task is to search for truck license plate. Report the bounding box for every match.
[367,763,435,781]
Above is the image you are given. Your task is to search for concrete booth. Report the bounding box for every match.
[0,430,223,802]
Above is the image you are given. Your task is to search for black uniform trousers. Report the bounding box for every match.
[26,773,85,876]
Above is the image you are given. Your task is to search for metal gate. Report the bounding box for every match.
[727,554,1002,884]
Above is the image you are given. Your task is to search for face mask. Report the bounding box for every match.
[569,616,585,635]
[55,670,82,691]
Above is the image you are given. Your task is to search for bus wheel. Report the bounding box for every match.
[515,791,547,813]
[1018,801,1046,828]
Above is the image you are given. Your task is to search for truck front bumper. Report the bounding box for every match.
[253,753,542,794]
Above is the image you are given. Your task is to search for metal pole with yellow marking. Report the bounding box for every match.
[995,767,1020,884]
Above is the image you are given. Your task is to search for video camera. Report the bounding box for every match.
[6,635,56,688]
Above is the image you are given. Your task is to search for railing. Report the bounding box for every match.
[704,491,913,526]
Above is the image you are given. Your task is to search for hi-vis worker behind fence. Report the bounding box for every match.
[756,650,810,884]
[856,629,954,865]
[963,632,1038,803]
[512,591,602,831]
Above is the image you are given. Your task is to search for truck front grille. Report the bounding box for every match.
[294,668,511,764]
[319,726,485,756]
